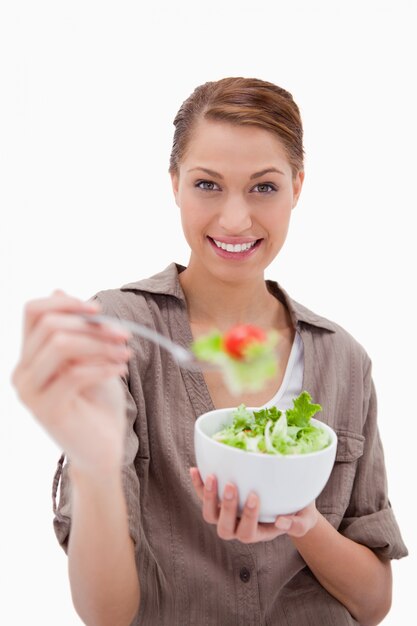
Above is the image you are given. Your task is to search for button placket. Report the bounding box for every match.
[233,554,260,623]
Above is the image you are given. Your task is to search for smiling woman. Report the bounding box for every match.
[12,77,408,626]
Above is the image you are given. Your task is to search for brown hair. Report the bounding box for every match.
[169,77,304,178]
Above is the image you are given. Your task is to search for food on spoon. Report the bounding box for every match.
[212,391,330,455]
[191,324,279,395]
[223,324,268,359]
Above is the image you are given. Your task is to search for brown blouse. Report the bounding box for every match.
[52,263,408,626]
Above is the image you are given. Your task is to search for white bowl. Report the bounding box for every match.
[194,407,337,522]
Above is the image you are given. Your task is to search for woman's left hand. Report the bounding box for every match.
[190,467,319,543]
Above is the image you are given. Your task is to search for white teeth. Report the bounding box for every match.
[213,239,257,253]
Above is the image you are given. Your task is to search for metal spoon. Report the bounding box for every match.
[82,313,214,371]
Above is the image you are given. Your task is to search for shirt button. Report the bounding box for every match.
[239,567,251,583]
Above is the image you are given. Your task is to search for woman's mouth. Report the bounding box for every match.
[207,236,263,259]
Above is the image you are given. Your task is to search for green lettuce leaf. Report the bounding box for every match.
[212,391,329,455]
[191,329,279,395]
[286,391,322,427]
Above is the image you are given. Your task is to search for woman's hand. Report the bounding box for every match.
[12,290,132,473]
[190,467,318,543]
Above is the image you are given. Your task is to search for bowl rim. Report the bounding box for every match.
[195,406,337,459]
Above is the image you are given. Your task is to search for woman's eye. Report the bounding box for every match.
[252,183,277,193]
[195,180,220,191]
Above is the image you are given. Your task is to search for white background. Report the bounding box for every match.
[1,1,415,624]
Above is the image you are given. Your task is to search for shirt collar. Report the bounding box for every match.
[121,262,336,333]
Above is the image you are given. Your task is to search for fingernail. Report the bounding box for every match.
[205,476,213,492]
[275,517,291,530]
[247,492,257,509]
[223,484,234,500]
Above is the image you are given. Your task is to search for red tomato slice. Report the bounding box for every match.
[223,324,267,359]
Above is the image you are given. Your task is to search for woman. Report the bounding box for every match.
[12,77,407,626]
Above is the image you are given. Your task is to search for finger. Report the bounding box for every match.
[29,333,132,391]
[278,513,312,538]
[44,361,129,409]
[274,502,317,537]
[189,467,205,502]
[62,361,128,392]
[16,356,128,410]
[254,521,287,542]
[216,483,239,540]
[23,294,99,340]
[274,516,293,533]
[234,492,261,544]
[285,517,307,537]
[201,475,220,524]
[22,311,130,366]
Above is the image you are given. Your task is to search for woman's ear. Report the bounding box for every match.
[170,172,180,206]
[292,170,305,209]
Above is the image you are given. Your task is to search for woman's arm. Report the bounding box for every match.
[286,507,392,626]
[12,292,140,625]
[68,466,140,626]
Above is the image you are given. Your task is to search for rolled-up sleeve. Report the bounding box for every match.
[52,378,141,552]
[339,372,408,560]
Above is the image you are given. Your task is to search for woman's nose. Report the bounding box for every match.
[218,198,252,233]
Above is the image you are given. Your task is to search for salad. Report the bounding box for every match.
[191,323,279,395]
[212,391,330,455]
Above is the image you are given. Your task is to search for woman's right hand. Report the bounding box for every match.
[12,290,132,474]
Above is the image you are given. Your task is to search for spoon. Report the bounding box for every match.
[81,313,215,371]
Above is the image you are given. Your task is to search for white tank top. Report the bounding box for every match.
[261,331,304,411]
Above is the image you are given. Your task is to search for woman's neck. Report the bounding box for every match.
[178,260,291,332]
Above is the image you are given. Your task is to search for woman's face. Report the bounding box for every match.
[171,118,304,284]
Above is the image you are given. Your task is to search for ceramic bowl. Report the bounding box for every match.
[194,406,337,522]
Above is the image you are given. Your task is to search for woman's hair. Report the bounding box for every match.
[169,77,304,178]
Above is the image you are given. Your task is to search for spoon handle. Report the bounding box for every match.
[81,313,206,370]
